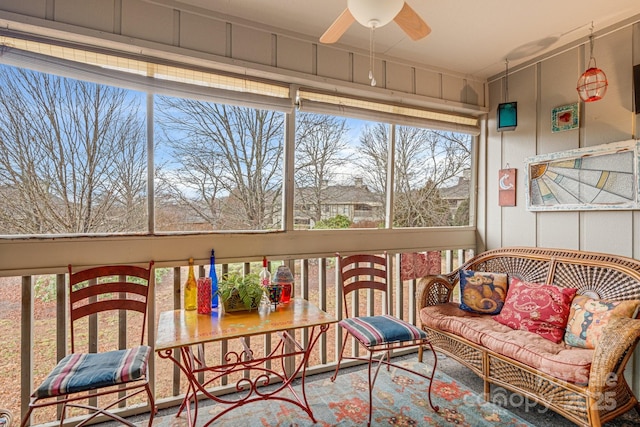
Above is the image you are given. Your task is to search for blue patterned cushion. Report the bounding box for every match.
[339,314,427,346]
[34,345,150,399]
[459,270,508,315]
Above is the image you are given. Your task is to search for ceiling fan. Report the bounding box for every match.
[319,0,431,44]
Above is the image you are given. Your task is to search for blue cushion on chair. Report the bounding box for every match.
[339,314,427,346]
[34,345,150,398]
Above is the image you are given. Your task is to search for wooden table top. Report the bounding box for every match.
[155,298,337,351]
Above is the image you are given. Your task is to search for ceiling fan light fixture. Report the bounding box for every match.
[347,0,404,28]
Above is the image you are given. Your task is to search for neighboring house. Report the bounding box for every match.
[160,175,465,230]
[440,170,471,219]
[294,178,384,229]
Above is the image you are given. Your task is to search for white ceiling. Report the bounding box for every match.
[166,0,640,80]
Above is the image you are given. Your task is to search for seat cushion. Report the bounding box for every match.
[420,303,592,384]
[419,301,491,346]
[479,322,593,384]
[34,345,150,399]
[339,314,427,346]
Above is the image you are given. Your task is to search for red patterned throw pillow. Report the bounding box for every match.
[493,277,577,343]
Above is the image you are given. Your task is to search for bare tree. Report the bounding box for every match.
[155,98,284,230]
[357,124,471,227]
[357,123,388,194]
[294,112,351,222]
[0,66,147,234]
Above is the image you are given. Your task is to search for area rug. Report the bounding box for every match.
[150,360,535,427]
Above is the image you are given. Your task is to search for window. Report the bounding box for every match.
[0,35,476,235]
[296,89,476,230]
[155,97,285,231]
[393,127,472,227]
[0,35,290,235]
[294,112,385,230]
[0,64,148,235]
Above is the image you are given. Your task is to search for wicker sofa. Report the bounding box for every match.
[417,247,640,427]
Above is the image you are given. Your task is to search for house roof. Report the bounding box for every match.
[296,183,382,206]
[440,177,470,200]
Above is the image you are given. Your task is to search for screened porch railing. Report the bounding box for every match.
[12,248,473,426]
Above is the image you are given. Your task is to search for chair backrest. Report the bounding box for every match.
[336,253,388,318]
[68,262,154,353]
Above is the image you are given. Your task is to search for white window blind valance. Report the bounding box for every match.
[0,35,293,113]
[0,34,479,128]
[297,89,480,135]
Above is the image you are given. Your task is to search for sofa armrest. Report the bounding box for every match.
[588,317,640,395]
[416,271,458,308]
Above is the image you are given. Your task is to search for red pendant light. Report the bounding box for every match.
[577,26,608,102]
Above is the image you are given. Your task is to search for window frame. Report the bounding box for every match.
[0,33,477,239]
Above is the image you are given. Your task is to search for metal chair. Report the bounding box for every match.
[20,262,156,427]
[330,253,438,426]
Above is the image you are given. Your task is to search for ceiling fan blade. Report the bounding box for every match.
[394,2,431,41]
[319,8,355,44]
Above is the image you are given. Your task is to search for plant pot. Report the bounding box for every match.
[222,289,260,312]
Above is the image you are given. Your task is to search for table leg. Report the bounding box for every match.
[157,348,198,427]
[158,322,331,426]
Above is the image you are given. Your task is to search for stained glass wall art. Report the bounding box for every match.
[525,140,639,211]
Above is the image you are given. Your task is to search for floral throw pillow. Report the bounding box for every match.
[459,270,508,315]
[493,277,577,343]
[564,295,640,349]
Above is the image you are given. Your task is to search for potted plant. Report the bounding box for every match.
[217,271,264,312]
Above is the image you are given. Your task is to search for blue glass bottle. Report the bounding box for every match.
[209,249,219,309]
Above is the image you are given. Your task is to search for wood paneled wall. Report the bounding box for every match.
[0,0,487,116]
[484,23,639,258]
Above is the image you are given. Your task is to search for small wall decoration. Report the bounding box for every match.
[498,168,517,206]
[525,139,640,211]
[497,102,517,131]
[551,103,579,133]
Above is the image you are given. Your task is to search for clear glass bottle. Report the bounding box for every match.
[259,256,271,287]
[209,249,219,309]
[184,258,197,311]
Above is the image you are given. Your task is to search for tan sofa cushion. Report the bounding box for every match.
[420,303,593,384]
